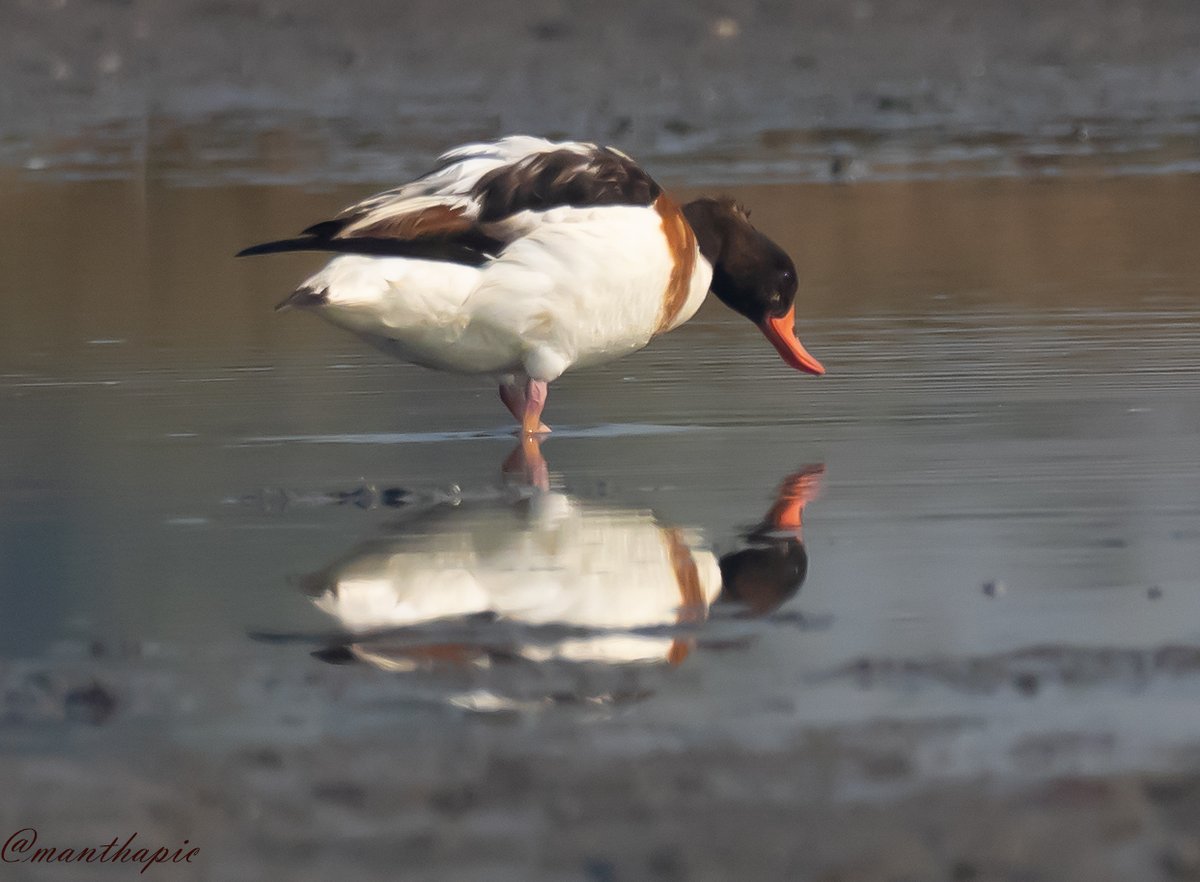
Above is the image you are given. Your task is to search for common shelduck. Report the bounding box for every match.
[238,136,826,434]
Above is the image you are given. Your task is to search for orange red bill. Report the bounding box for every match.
[759,306,825,375]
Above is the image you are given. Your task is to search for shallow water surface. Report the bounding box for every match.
[2,173,1200,781]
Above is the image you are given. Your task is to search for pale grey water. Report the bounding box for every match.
[2,173,1199,780]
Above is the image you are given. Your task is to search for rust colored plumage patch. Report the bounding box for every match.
[359,642,484,668]
[653,194,698,334]
[663,527,708,666]
[340,204,475,240]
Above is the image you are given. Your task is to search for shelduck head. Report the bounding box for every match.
[683,198,825,376]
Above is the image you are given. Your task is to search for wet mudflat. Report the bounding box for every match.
[2,170,1200,880]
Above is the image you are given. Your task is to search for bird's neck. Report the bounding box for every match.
[680,199,724,267]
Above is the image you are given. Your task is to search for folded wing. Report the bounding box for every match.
[236,137,663,267]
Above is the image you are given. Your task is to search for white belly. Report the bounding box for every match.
[303,206,713,380]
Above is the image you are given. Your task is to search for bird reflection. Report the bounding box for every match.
[293,440,823,676]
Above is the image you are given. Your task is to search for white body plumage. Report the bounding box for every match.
[305,206,710,381]
[288,137,712,382]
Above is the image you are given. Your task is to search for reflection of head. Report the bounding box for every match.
[716,538,808,616]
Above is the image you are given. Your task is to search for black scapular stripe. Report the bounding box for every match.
[472,147,661,222]
[235,236,495,266]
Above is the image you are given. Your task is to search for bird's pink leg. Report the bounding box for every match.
[498,381,550,434]
[520,379,550,436]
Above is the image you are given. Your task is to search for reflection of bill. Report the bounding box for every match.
[303,443,823,671]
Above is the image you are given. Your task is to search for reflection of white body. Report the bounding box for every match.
[311,494,722,665]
